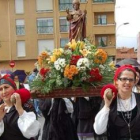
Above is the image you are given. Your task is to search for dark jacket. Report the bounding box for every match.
[72,97,102,135]
[108,93,140,140]
[39,98,78,140]
[0,100,36,140]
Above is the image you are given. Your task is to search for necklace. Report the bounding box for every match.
[118,96,132,140]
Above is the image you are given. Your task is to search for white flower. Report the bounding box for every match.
[54,58,66,71]
[77,58,89,68]
[99,64,105,70]
[77,58,83,67]
[58,58,66,67]
[83,58,89,68]
[77,58,89,71]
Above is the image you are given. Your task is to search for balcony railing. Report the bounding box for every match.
[60,25,69,32]
[93,0,114,3]
[59,3,72,11]
[37,26,53,34]
[16,26,25,35]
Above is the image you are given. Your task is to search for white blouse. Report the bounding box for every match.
[93,93,136,135]
[0,110,41,139]
[47,98,74,115]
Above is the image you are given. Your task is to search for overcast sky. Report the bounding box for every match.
[115,0,140,48]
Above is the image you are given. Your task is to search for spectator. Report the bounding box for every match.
[28,68,42,117]
[28,68,38,84]
[133,67,140,93]
[13,75,24,89]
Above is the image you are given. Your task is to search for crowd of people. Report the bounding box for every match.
[0,63,140,140]
[0,0,140,139]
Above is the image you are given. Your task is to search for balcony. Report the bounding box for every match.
[92,2,114,12]
[93,24,115,34]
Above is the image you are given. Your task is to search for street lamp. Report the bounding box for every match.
[116,22,129,32]
[116,22,129,47]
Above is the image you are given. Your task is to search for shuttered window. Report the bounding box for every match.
[17,41,26,57]
[36,0,53,11]
[38,40,54,55]
[15,0,24,14]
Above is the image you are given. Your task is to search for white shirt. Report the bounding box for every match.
[93,93,136,135]
[0,110,41,139]
[48,98,74,115]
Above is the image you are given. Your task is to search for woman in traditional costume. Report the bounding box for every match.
[39,98,78,140]
[0,75,41,140]
[72,97,102,140]
[94,65,140,140]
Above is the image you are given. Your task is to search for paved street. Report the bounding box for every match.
[38,116,45,140]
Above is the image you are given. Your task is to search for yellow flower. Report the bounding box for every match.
[94,49,108,64]
[50,55,56,63]
[53,48,63,57]
[67,39,77,50]
[109,61,115,69]
[80,49,90,57]
[78,41,85,50]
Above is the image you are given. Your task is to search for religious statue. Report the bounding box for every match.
[66,0,87,41]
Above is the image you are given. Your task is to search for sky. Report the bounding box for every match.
[115,0,140,48]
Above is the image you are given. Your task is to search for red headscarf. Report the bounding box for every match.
[0,74,17,90]
[0,74,31,103]
[100,65,136,99]
[114,65,136,81]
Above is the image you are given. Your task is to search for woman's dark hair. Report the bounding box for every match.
[135,67,140,85]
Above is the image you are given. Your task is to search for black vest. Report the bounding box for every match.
[108,93,140,140]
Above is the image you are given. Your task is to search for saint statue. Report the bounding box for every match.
[66,0,87,41]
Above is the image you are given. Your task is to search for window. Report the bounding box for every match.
[17,41,26,57]
[60,17,69,32]
[15,0,24,14]
[80,0,87,2]
[16,19,25,35]
[37,18,53,34]
[93,0,114,2]
[60,38,69,48]
[97,37,107,47]
[36,0,53,11]
[59,0,73,11]
[98,15,107,25]
[38,40,54,55]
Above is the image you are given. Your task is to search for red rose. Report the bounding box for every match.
[89,68,102,82]
[70,55,83,65]
[40,68,49,78]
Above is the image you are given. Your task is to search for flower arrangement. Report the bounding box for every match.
[30,39,115,94]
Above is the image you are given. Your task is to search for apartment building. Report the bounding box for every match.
[0,0,115,72]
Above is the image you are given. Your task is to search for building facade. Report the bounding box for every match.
[0,0,115,72]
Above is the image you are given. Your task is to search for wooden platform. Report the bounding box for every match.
[31,86,102,99]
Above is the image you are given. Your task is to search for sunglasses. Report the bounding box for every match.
[118,77,135,83]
